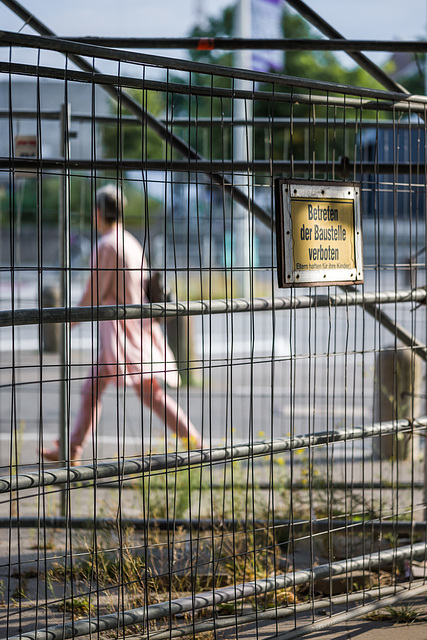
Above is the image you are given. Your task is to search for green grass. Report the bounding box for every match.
[366,604,422,624]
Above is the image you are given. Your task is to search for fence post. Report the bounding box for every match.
[58,103,71,515]
[167,315,194,387]
[373,348,422,460]
[41,285,60,352]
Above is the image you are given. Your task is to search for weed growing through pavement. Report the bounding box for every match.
[139,466,210,521]
[365,604,422,624]
[47,527,147,605]
[56,595,93,618]
[35,453,416,632]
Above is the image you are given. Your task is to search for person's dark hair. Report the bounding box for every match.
[96,184,127,223]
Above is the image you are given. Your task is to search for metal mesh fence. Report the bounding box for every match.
[0,31,426,640]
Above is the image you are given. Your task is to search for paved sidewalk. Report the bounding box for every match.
[2,517,427,639]
[1,352,426,639]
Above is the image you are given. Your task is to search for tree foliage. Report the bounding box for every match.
[98,5,424,187]
[102,89,166,161]
[188,5,384,90]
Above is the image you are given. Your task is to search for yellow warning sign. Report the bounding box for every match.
[292,198,355,272]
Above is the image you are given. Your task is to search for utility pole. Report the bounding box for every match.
[234,0,253,299]
[194,0,205,29]
[59,103,71,515]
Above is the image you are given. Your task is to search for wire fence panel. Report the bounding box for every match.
[0,33,426,640]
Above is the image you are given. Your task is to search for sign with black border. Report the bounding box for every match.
[275,179,363,288]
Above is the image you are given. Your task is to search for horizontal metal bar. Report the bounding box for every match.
[1,416,425,493]
[3,61,427,119]
[96,480,427,492]
[1,289,424,362]
[0,30,422,104]
[3,157,427,175]
[273,582,427,640]
[156,117,427,129]
[3,516,426,536]
[2,60,426,116]
[0,289,424,328]
[0,111,415,130]
[11,542,427,640]
[123,583,427,640]
[40,36,427,54]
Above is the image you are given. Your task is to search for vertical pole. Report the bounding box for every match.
[234,0,253,299]
[424,32,427,522]
[425,7,427,526]
[59,103,70,515]
[373,349,421,460]
[424,414,427,526]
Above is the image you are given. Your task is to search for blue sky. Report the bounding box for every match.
[0,0,426,68]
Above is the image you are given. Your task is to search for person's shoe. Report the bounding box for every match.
[40,440,83,466]
[40,439,60,462]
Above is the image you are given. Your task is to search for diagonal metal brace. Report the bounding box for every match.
[1,0,425,361]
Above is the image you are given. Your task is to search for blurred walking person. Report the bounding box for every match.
[42,184,202,464]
